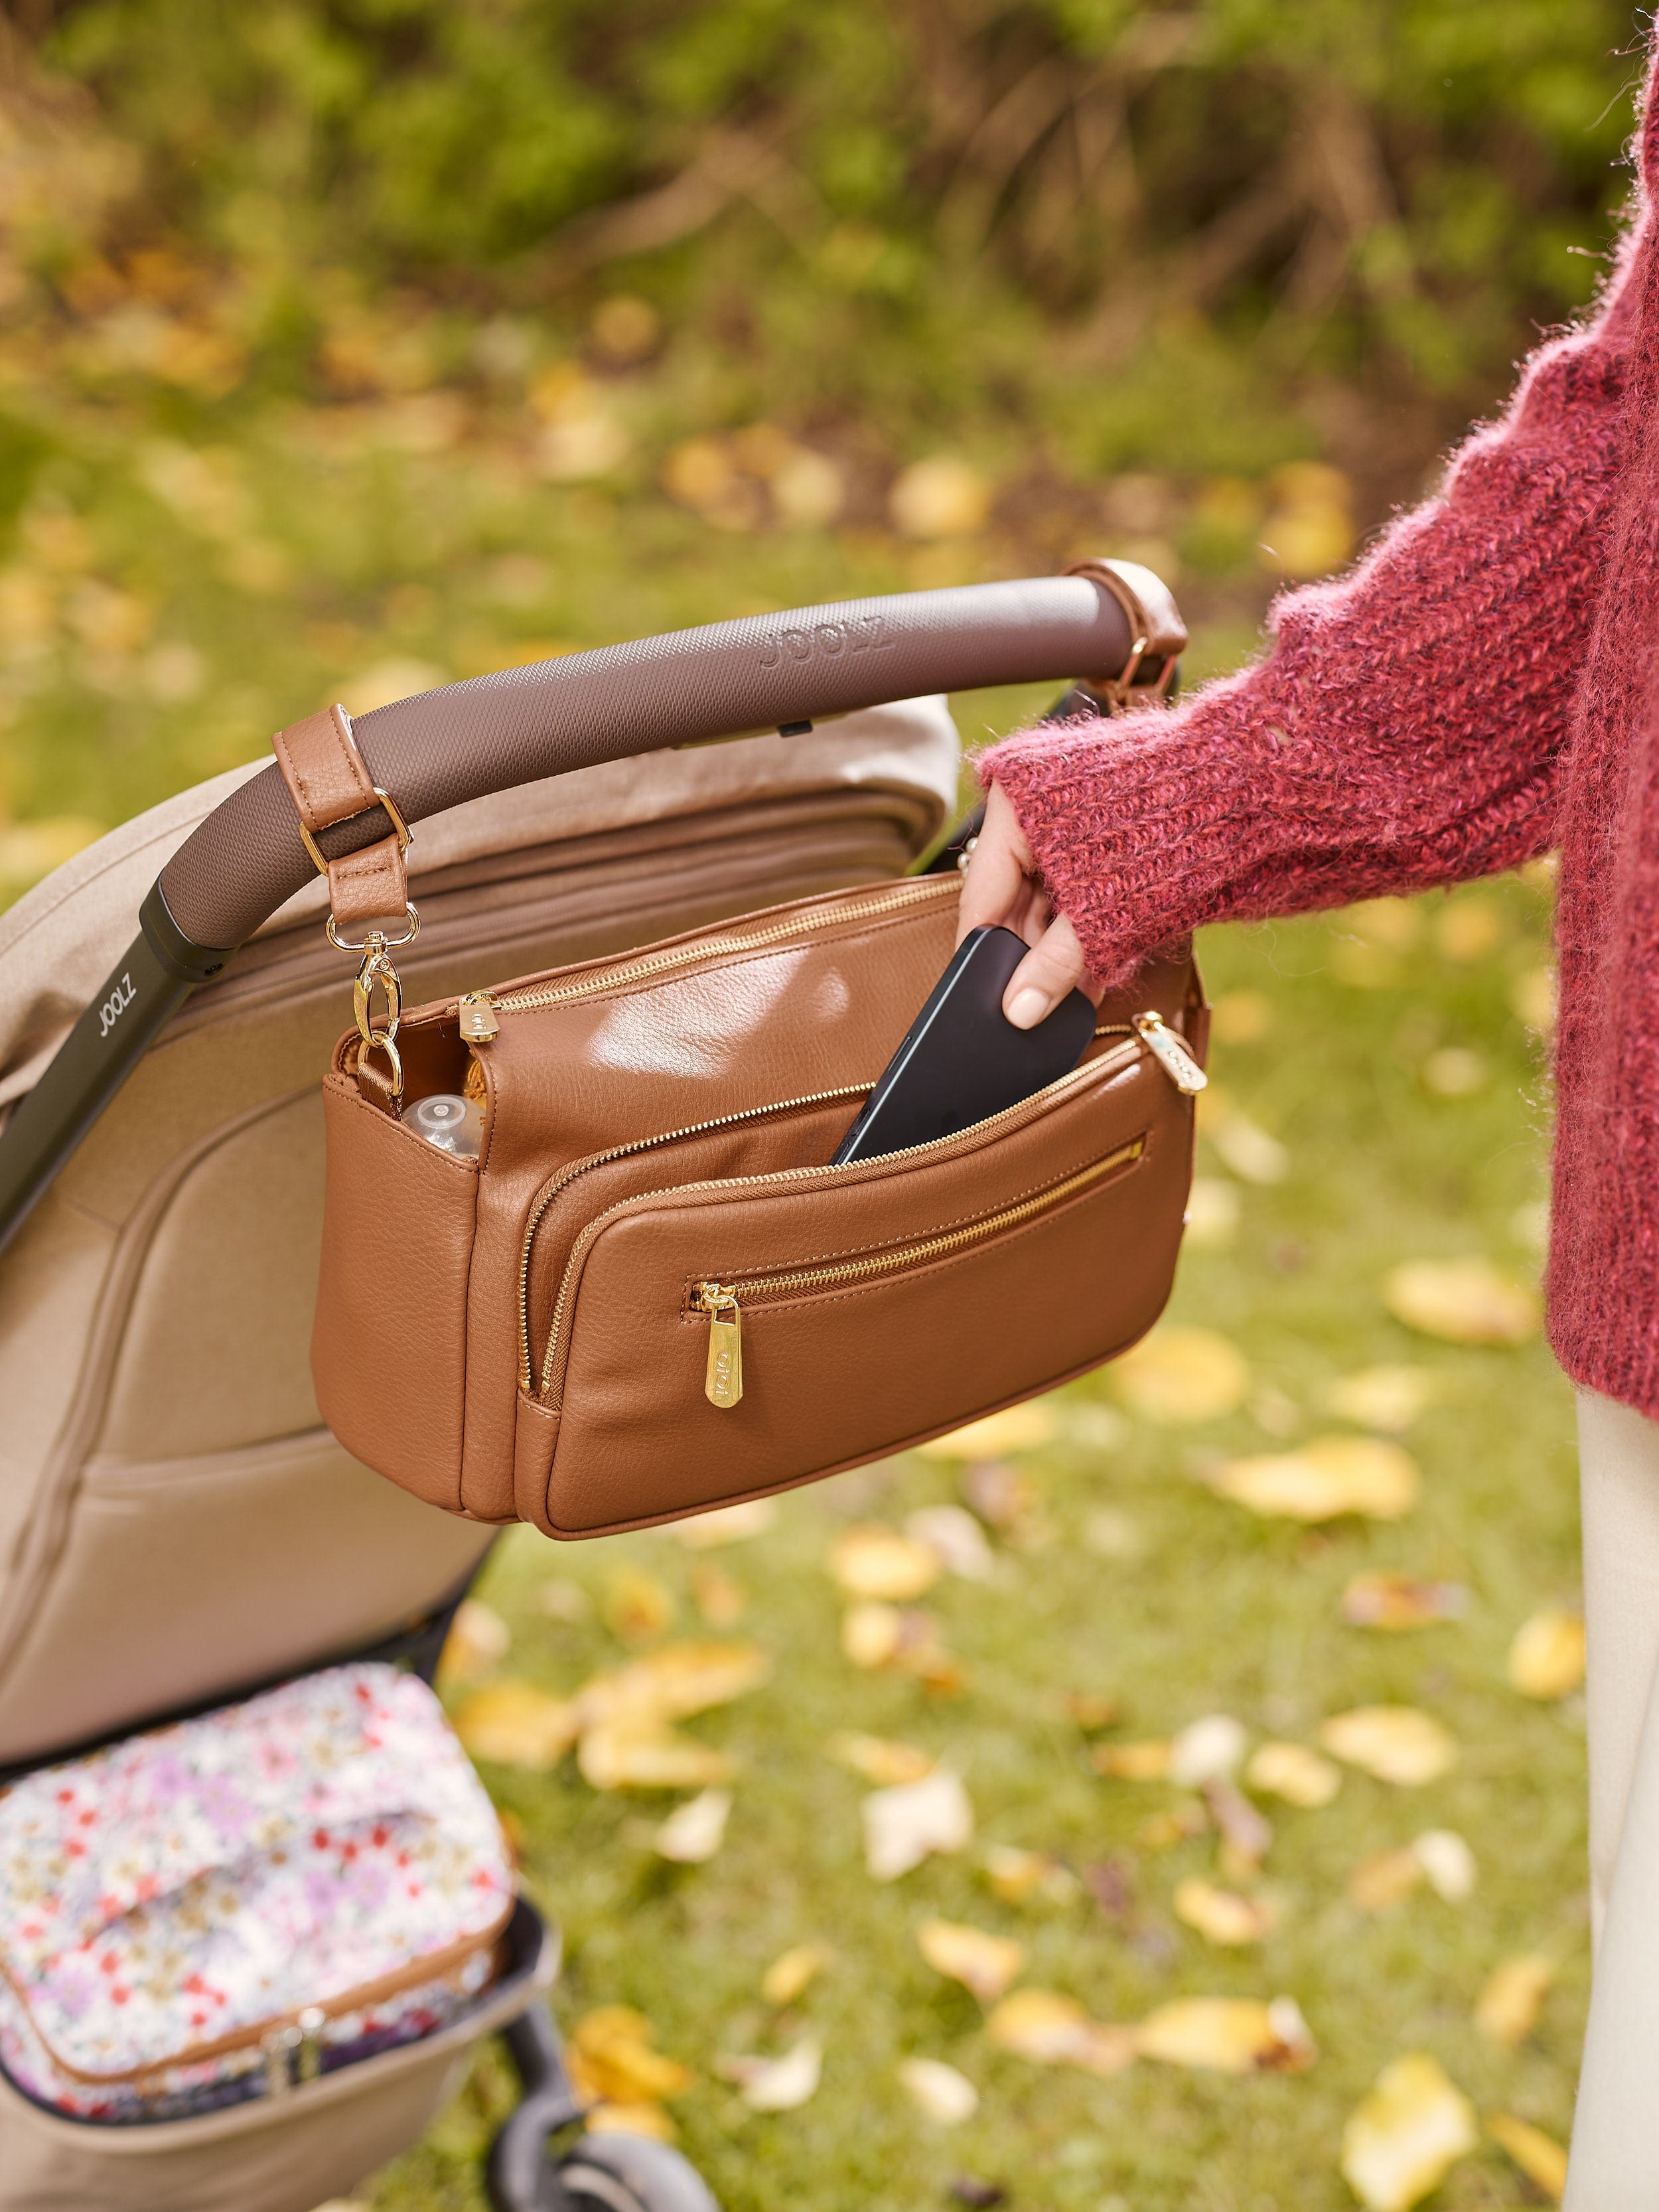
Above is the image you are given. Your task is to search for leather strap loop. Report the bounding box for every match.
[272,703,411,936]
[1064,559,1188,709]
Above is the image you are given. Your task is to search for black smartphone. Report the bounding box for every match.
[831,925,1097,1166]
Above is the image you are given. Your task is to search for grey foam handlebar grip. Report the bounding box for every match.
[157,575,1133,952]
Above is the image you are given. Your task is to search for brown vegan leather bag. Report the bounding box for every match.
[292,563,1206,1538]
[309,874,1206,1538]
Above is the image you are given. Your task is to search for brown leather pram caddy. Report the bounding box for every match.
[0,563,1183,2212]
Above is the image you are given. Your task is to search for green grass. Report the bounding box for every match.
[0,409,1581,2212]
[376,873,1576,2212]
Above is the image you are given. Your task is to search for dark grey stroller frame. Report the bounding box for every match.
[0,571,1161,2212]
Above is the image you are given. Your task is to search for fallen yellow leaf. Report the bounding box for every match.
[568,2008,693,2106]
[830,1732,934,1786]
[435,1598,510,1686]
[981,1844,1080,1904]
[1169,1714,1248,1785]
[1136,1995,1315,2075]
[839,1602,956,1686]
[452,1682,579,1769]
[1327,1366,1439,1433]
[575,1643,769,1730]
[1349,1848,1425,1913]
[1487,2113,1567,2201]
[916,1919,1027,2002]
[1173,1880,1277,1947]
[689,1561,745,1627]
[1184,1176,1242,1248]
[577,1726,737,1792]
[601,1566,676,1643]
[898,2055,979,2124]
[1413,1829,1476,1901]
[1507,1608,1586,1699]
[1092,1741,1172,1781]
[841,1601,902,1667]
[863,1767,974,1881]
[653,1788,731,1864]
[889,455,992,540]
[1384,1258,1540,1346]
[1246,1741,1342,1808]
[1208,1436,1419,1522]
[1202,1096,1290,1185]
[762,1943,833,2007]
[1475,1955,1553,2045]
[1320,1707,1458,1786]
[1210,989,1273,1043]
[1340,2053,1477,2212]
[1066,1692,1121,1730]
[583,2101,676,2142]
[1435,901,1505,962]
[719,2035,822,2112]
[985,1990,1137,2077]
[1350,1831,1475,1912]
[916,1404,1057,1459]
[830,1525,942,1601]
[906,1503,996,1580]
[1110,1327,1251,1424]
[1341,1574,1468,1630]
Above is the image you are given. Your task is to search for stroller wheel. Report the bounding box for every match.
[555,2130,721,2212]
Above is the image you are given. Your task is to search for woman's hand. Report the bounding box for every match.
[956,782,1101,1027]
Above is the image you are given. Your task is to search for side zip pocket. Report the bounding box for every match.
[689,1136,1147,1408]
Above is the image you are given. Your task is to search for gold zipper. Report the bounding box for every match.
[689,1137,1146,1408]
[467,874,954,1031]
[517,1084,872,1390]
[534,1033,1159,1402]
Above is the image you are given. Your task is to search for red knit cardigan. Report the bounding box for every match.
[980,70,1659,1422]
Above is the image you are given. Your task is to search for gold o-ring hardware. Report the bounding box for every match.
[354,948,402,1049]
[298,784,413,877]
[356,1031,404,1100]
[326,903,421,954]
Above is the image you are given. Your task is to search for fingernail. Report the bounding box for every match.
[1006,987,1050,1030]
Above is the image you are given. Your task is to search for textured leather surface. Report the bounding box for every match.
[530,1041,1189,1536]
[159,575,1136,950]
[314,1081,478,1516]
[314,874,1205,1534]
[271,701,409,936]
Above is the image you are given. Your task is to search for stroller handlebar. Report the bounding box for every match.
[157,572,1137,954]
[0,567,1172,1257]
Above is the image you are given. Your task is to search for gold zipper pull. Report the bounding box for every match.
[1133,1011,1208,1094]
[693,1283,743,1408]
[459,991,499,1043]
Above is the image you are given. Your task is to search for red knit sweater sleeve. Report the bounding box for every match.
[979,314,1634,987]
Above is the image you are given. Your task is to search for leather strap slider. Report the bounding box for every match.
[272,702,413,939]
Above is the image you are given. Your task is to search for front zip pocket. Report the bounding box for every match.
[688,1136,1146,1408]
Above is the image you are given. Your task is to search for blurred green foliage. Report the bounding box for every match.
[19,1,1644,479]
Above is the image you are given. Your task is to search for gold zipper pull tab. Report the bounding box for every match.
[459,991,499,1043]
[1133,1011,1208,1094]
[695,1284,743,1408]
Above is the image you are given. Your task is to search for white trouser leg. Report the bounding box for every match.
[1563,1388,1659,2205]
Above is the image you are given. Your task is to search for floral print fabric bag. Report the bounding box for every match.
[0,1662,514,2124]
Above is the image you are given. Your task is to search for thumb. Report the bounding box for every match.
[1002,913,1099,1030]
